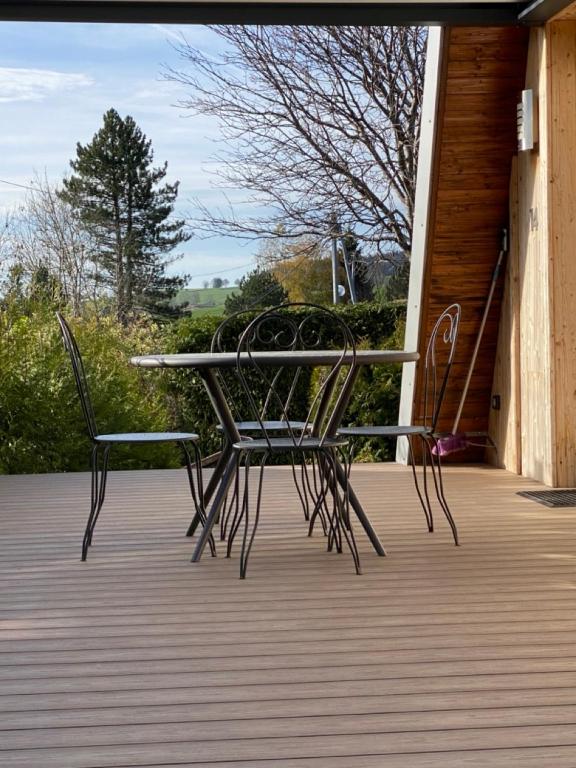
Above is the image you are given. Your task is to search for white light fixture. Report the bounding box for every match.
[517,89,537,152]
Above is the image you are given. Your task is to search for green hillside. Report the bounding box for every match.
[172,286,237,316]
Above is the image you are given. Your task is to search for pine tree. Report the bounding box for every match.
[60,109,190,321]
[224,269,287,315]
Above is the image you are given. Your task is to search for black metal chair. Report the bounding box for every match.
[226,303,361,578]
[209,308,315,540]
[56,312,214,561]
[339,303,461,544]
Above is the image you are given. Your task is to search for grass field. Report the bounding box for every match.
[172,286,237,316]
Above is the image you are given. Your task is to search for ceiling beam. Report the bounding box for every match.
[0,1,524,26]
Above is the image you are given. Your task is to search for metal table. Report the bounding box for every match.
[132,349,419,561]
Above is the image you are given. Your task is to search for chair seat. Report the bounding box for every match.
[217,420,309,433]
[338,425,431,438]
[233,436,348,452]
[95,432,199,444]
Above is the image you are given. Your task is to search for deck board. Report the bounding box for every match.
[2,464,576,765]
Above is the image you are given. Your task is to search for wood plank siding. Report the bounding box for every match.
[488,20,576,486]
[2,465,576,766]
[414,27,528,457]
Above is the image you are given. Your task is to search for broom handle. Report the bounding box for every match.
[451,230,508,434]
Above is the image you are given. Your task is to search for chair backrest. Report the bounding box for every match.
[236,303,356,448]
[211,309,264,424]
[212,307,306,425]
[56,312,98,440]
[422,303,461,432]
[211,308,262,355]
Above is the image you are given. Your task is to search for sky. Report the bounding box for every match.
[0,22,259,287]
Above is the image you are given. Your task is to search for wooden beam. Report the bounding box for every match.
[398,27,446,460]
[0,0,526,26]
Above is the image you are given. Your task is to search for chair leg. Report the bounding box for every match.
[306,460,328,536]
[227,452,245,558]
[82,443,110,561]
[323,454,343,553]
[185,515,197,538]
[324,449,361,575]
[184,441,203,538]
[308,454,332,539]
[407,435,434,532]
[307,454,329,537]
[88,445,110,546]
[220,485,237,541]
[239,452,268,579]
[290,451,310,521]
[181,442,216,557]
[186,434,228,538]
[426,436,459,546]
[82,447,98,560]
[418,434,436,533]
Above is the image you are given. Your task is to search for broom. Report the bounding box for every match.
[433,229,508,457]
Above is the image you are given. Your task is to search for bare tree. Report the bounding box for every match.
[168,26,426,265]
[6,174,101,313]
[0,213,12,274]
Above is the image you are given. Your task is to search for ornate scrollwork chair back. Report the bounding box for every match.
[236,304,356,449]
[422,303,461,433]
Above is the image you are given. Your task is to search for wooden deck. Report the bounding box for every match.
[2,463,576,766]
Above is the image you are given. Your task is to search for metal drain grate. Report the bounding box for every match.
[517,489,576,507]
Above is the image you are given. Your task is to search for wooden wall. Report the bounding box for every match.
[413,27,528,458]
[490,22,576,486]
[517,27,552,483]
[490,28,552,481]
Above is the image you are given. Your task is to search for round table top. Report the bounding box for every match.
[131,349,419,369]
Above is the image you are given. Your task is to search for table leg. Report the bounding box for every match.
[186,442,232,537]
[192,454,237,562]
[191,367,242,562]
[317,365,386,556]
[333,458,386,556]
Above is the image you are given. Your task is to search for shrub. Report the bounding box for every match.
[0,304,178,473]
[342,319,406,461]
[0,300,407,473]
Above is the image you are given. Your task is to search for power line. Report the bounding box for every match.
[0,178,38,192]
[191,260,255,279]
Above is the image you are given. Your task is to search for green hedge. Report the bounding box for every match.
[0,301,406,474]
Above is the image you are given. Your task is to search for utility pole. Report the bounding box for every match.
[329,214,340,304]
[331,236,340,304]
[329,215,357,305]
[340,236,357,304]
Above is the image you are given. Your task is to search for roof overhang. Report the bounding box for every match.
[0,0,550,26]
[0,0,572,26]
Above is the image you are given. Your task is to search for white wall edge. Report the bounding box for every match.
[396,26,443,464]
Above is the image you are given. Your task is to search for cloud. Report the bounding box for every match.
[0,68,94,103]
